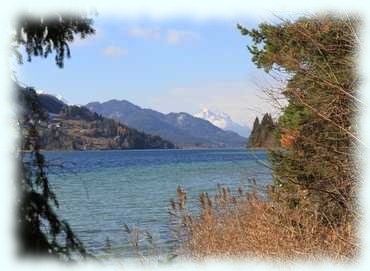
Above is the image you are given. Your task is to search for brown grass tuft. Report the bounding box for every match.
[170,185,357,261]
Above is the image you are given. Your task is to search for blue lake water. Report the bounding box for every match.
[44,148,272,257]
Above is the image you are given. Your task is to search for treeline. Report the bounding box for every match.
[247,113,278,148]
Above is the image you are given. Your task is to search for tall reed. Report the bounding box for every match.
[169,184,357,260]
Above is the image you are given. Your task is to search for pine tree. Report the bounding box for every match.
[239,15,359,224]
[15,13,95,259]
[247,113,277,148]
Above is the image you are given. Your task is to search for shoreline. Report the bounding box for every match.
[20,147,267,153]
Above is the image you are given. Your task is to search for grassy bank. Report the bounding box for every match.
[169,185,357,260]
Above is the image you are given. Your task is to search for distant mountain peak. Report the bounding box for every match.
[86,101,246,148]
[194,108,251,137]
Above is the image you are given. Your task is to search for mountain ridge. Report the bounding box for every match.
[18,86,175,151]
[86,100,247,148]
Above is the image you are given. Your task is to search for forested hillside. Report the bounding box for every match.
[18,85,175,150]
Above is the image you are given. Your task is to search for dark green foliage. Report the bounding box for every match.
[247,113,278,148]
[18,85,87,259]
[15,14,95,68]
[239,15,358,224]
[14,13,96,259]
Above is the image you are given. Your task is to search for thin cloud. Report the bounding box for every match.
[127,27,161,39]
[165,30,200,45]
[102,46,128,58]
[126,26,200,45]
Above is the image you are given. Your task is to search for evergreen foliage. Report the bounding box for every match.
[14,13,95,68]
[18,89,87,259]
[238,15,359,224]
[247,113,278,148]
[15,14,95,259]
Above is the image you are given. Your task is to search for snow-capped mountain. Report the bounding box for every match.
[194,108,251,137]
[86,100,247,148]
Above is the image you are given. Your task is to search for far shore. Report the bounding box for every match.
[20,146,272,153]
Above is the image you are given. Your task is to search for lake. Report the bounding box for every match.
[44,148,272,258]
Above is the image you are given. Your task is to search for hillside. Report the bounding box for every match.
[18,86,175,151]
[86,100,247,148]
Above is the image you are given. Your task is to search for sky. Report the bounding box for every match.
[15,15,282,128]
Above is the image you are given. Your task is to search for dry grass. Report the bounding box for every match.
[170,185,357,261]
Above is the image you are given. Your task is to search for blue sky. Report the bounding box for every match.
[15,15,278,127]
